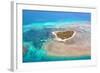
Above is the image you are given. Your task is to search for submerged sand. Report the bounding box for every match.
[43,24,91,57]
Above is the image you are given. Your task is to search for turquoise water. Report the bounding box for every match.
[23,46,91,63]
[23,25,91,62]
[23,10,91,63]
[23,42,91,62]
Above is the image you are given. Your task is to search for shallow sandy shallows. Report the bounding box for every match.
[43,24,91,57]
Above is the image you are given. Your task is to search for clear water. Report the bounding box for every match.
[23,10,91,63]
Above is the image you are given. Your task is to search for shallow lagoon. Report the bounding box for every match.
[23,24,91,62]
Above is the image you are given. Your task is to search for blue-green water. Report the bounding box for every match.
[23,41,91,62]
[23,10,91,63]
[23,27,91,62]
